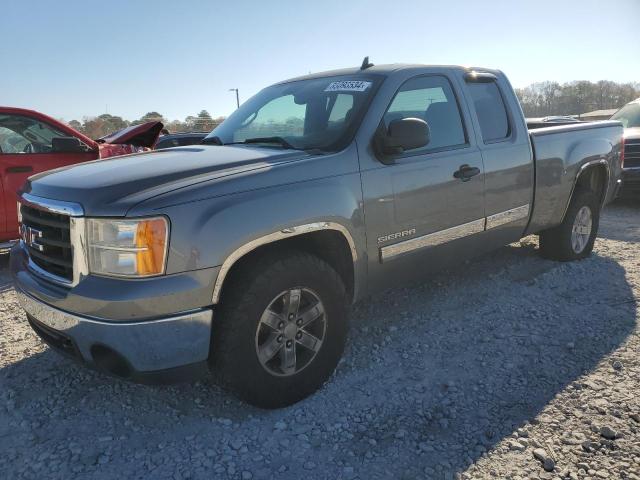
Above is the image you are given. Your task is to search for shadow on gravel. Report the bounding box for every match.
[343,245,636,478]
[0,240,636,480]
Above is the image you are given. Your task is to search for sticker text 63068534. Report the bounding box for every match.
[324,81,372,92]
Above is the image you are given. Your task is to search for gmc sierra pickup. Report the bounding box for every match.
[11,63,623,408]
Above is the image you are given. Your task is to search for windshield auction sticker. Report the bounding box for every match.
[324,81,372,92]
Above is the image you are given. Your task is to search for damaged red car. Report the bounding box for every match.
[0,107,163,245]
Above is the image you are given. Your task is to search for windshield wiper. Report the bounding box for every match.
[209,135,323,153]
[242,136,296,149]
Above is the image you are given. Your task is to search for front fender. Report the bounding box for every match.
[161,173,367,303]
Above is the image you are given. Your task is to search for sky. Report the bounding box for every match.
[2,0,639,122]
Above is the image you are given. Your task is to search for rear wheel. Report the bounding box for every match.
[211,251,348,408]
[539,189,600,261]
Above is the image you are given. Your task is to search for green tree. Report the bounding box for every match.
[131,111,166,126]
[516,80,640,117]
[193,110,215,132]
[68,119,83,132]
[97,114,128,131]
[82,118,105,138]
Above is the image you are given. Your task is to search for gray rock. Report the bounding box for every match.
[230,439,244,450]
[532,448,555,472]
[509,441,526,452]
[600,426,617,440]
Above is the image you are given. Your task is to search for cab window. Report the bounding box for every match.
[383,75,467,151]
[0,126,29,153]
[467,82,511,142]
[0,114,69,153]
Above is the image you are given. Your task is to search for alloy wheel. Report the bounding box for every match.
[571,205,593,254]
[255,288,326,377]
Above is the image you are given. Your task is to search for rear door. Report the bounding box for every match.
[359,73,486,291]
[0,113,97,238]
[462,73,533,240]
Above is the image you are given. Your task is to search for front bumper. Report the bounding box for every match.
[11,242,215,383]
[10,243,219,321]
[15,288,213,382]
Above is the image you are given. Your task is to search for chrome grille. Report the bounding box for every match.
[624,138,640,169]
[20,204,73,281]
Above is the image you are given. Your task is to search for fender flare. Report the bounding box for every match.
[560,158,610,223]
[211,222,358,304]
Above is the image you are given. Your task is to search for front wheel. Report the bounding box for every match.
[539,190,600,261]
[211,251,349,408]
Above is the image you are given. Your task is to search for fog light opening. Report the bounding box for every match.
[90,344,133,378]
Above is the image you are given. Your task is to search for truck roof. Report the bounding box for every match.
[276,63,502,85]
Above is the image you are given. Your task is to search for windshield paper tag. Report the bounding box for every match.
[324,81,372,92]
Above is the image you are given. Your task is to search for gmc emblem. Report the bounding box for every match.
[20,224,44,252]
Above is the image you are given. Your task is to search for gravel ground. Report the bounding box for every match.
[1,200,639,480]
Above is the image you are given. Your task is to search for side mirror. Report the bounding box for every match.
[51,136,85,153]
[379,118,430,156]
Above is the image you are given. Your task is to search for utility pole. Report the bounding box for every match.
[229,88,240,109]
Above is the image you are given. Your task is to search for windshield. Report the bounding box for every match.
[205,74,382,151]
[611,102,640,128]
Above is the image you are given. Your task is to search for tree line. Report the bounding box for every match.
[67,110,226,139]
[515,80,640,118]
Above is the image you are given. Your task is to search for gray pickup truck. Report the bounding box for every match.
[11,63,623,408]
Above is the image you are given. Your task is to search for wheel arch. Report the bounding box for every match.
[560,159,610,223]
[212,222,358,304]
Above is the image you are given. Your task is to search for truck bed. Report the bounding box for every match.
[526,120,623,233]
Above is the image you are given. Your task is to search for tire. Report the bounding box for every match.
[539,189,600,261]
[211,251,349,408]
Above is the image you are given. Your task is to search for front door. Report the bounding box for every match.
[0,113,96,239]
[360,74,486,292]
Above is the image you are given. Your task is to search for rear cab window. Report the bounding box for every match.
[466,81,511,143]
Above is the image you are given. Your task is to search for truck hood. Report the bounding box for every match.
[98,121,164,148]
[23,145,308,216]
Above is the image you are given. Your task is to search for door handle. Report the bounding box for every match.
[453,164,480,182]
[6,166,33,173]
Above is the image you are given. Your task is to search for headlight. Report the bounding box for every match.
[87,217,169,277]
